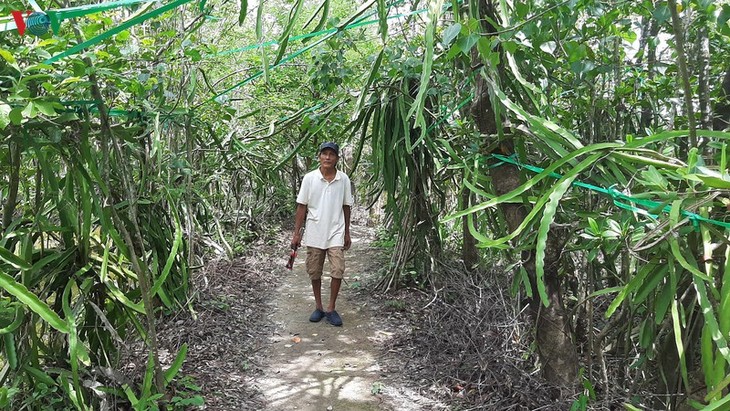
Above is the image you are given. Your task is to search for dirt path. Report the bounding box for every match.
[154,225,446,410]
[257,227,393,410]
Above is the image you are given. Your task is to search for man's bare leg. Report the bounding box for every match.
[312,279,324,311]
[326,278,341,312]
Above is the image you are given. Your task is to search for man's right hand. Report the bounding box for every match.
[290,233,301,250]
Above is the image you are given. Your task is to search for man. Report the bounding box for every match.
[291,142,353,326]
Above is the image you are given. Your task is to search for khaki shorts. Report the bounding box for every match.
[305,247,345,280]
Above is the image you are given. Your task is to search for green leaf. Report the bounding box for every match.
[238,0,248,25]
[0,306,23,334]
[457,33,479,54]
[163,343,188,385]
[0,104,10,130]
[0,49,15,64]
[151,196,183,296]
[0,270,69,334]
[21,102,37,119]
[353,50,383,115]
[606,262,654,318]
[34,100,56,116]
[634,265,668,304]
[0,247,31,270]
[535,175,575,307]
[9,108,22,126]
[442,22,461,45]
[701,393,730,410]
[654,280,675,324]
[302,0,329,34]
[488,77,583,153]
[653,3,671,24]
[705,374,730,404]
[668,201,730,364]
[23,364,56,386]
[62,278,89,407]
[693,175,730,189]
[274,0,304,65]
[406,0,443,150]
[377,0,387,42]
[719,5,730,36]
[443,144,615,230]
[256,2,269,82]
[671,297,690,392]
[3,334,17,369]
[107,278,145,313]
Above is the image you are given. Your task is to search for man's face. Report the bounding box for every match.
[318,148,338,167]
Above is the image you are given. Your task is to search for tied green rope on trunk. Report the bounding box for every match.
[488,153,730,231]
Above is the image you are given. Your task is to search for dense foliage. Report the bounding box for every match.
[1,0,730,409]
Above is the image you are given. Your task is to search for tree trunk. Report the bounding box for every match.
[2,140,20,230]
[640,18,660,130]
[696,25,711,130]
[487,147,578,386]
[668,0,697,156]
[470,33,578,386]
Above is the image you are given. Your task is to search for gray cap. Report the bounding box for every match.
[319,142,339,156]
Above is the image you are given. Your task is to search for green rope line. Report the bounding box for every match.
[426,92,474,132]
[202,6,429,106]
[46,0,156,34]
[214,6,427,57]
[61,100,192,118]
[201,38,321,106]
[44,0,194,64]
[489,153,730,230]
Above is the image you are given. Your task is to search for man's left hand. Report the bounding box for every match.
[343,232,351,251]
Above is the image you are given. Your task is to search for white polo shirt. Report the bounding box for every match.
[296,168,353,249]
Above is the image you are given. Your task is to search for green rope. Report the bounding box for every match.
[44,0,194,64]
[203,6,429,105]
[46,0,156,34]
[489,153,730,230]
[426,92,474,132]
[214,7,427,57]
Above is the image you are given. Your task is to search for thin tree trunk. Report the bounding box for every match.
[641,18,660,130]
[696,25,711,130]
[612,32,623,141]
[668,0,697,155]
[2,141,20,230]
[185,114,195,271]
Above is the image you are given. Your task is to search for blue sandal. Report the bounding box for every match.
[309,309,326,322]
[325,310,343,326]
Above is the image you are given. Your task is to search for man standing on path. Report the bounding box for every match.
[290,142,353,326]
